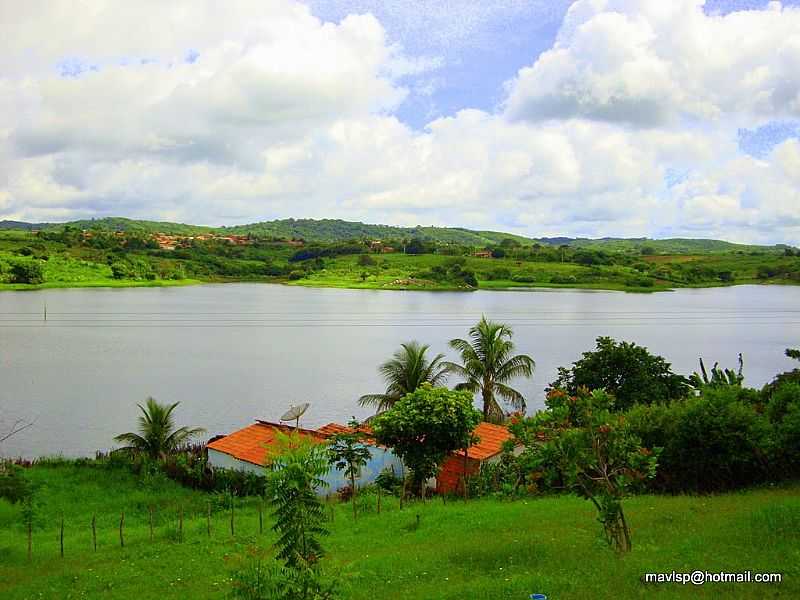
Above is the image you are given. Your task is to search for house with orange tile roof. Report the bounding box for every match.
[207,420,403,494]
[208,419,519,496]
[435,422,521,494]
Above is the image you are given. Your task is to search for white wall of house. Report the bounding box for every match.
[208,445,404,495]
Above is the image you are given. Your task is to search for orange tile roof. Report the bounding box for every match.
[465,422,515,460]
[317,421,514,461]
[207,421,325,466]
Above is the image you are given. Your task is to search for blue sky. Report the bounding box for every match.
[1,0,799,244]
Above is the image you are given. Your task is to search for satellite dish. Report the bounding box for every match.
[280,402,310,429]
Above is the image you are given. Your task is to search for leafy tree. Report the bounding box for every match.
[510,388,659,552]
[549,337,688,411]
[446,317,535,422]
[327,419,372,520]
[357,254,376,266]
[114,397,205,459]
[371,384,481,497]
[265,432,330,569]
[358,341,450,413]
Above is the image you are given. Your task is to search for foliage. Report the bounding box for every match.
[358,341,450,413]
[371,384,481,496]
[688,354,744,389]
[549,336,688,411]
[9,259,44,284]
[446,316,535,422]
[625,386,774,492]
[114,397,205,460]
[327,419,372,517]
[229,548,337,600]
[766,382,800,477]
[0,463,34,503]
[264,432,330,569]
[510,388,659,552]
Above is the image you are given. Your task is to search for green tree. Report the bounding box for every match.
[358,341,450,413]
[511,388,659,552]
[446,317,535,422]
[327,419,372,520]
[113,397,205,459]
[265,432,330,569]
[371,384,481,498]
[549,337,688,411]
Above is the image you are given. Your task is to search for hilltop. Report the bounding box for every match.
[0,216,791,254]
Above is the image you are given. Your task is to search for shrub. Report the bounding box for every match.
[626,387,773,492]
[10,260,44,284]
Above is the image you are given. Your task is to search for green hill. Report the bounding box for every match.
[0,216,791,254]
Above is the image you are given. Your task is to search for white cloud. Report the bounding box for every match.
[505,0,800,126]
[0,0,799,246]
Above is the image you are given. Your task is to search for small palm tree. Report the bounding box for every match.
[114,397,205,459]
[445,316,535,423]
[358,341,450,413]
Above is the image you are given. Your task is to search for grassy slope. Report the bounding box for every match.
[1,465,798,599]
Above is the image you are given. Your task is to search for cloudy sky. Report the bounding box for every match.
[1,0,799,244]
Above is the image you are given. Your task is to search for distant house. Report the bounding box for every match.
[473,250,493,258]
[207,420,404,494]
[436,422,521,494]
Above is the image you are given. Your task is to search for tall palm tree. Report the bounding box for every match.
[445,316,535,423]
[114,397,205,459]
[358,341,450,413]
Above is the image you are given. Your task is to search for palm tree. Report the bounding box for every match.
[358,341,450,413]
[114,397,205,459]
[445,316,535,423]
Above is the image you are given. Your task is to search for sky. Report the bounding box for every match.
[1,0,799,244]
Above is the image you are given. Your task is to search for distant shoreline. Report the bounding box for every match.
[0,277,797,294]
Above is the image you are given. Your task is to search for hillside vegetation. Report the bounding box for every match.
[0,463,797,599]
[0,218,796,292]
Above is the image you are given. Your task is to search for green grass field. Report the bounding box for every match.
[1,464,798,599]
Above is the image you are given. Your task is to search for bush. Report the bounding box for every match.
[484,267,511,281]
[626,387,773,492]
[10,260,44,284]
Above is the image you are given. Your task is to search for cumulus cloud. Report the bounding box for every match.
[504,0,800,126]
[0,0,799,245]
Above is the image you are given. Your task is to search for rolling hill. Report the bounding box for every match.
[0,216,791,254]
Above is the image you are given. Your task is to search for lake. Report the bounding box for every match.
[0,283,798,458]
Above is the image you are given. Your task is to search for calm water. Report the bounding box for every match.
[0,284,798,458]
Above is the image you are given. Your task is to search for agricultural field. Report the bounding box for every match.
[0,463,798,599]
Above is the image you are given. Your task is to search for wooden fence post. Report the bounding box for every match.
[119,511,125,548]
[377,486,381,515]
[92,514,97,551]
[230,498,235,536]
[258,502,263,535]
[27,520,32,561]
[149,506,154,542]
[207,502,211,537]
[178,506,184,543]
[60,515,64,558]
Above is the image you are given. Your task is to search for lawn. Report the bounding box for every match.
[1,464,798,599]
